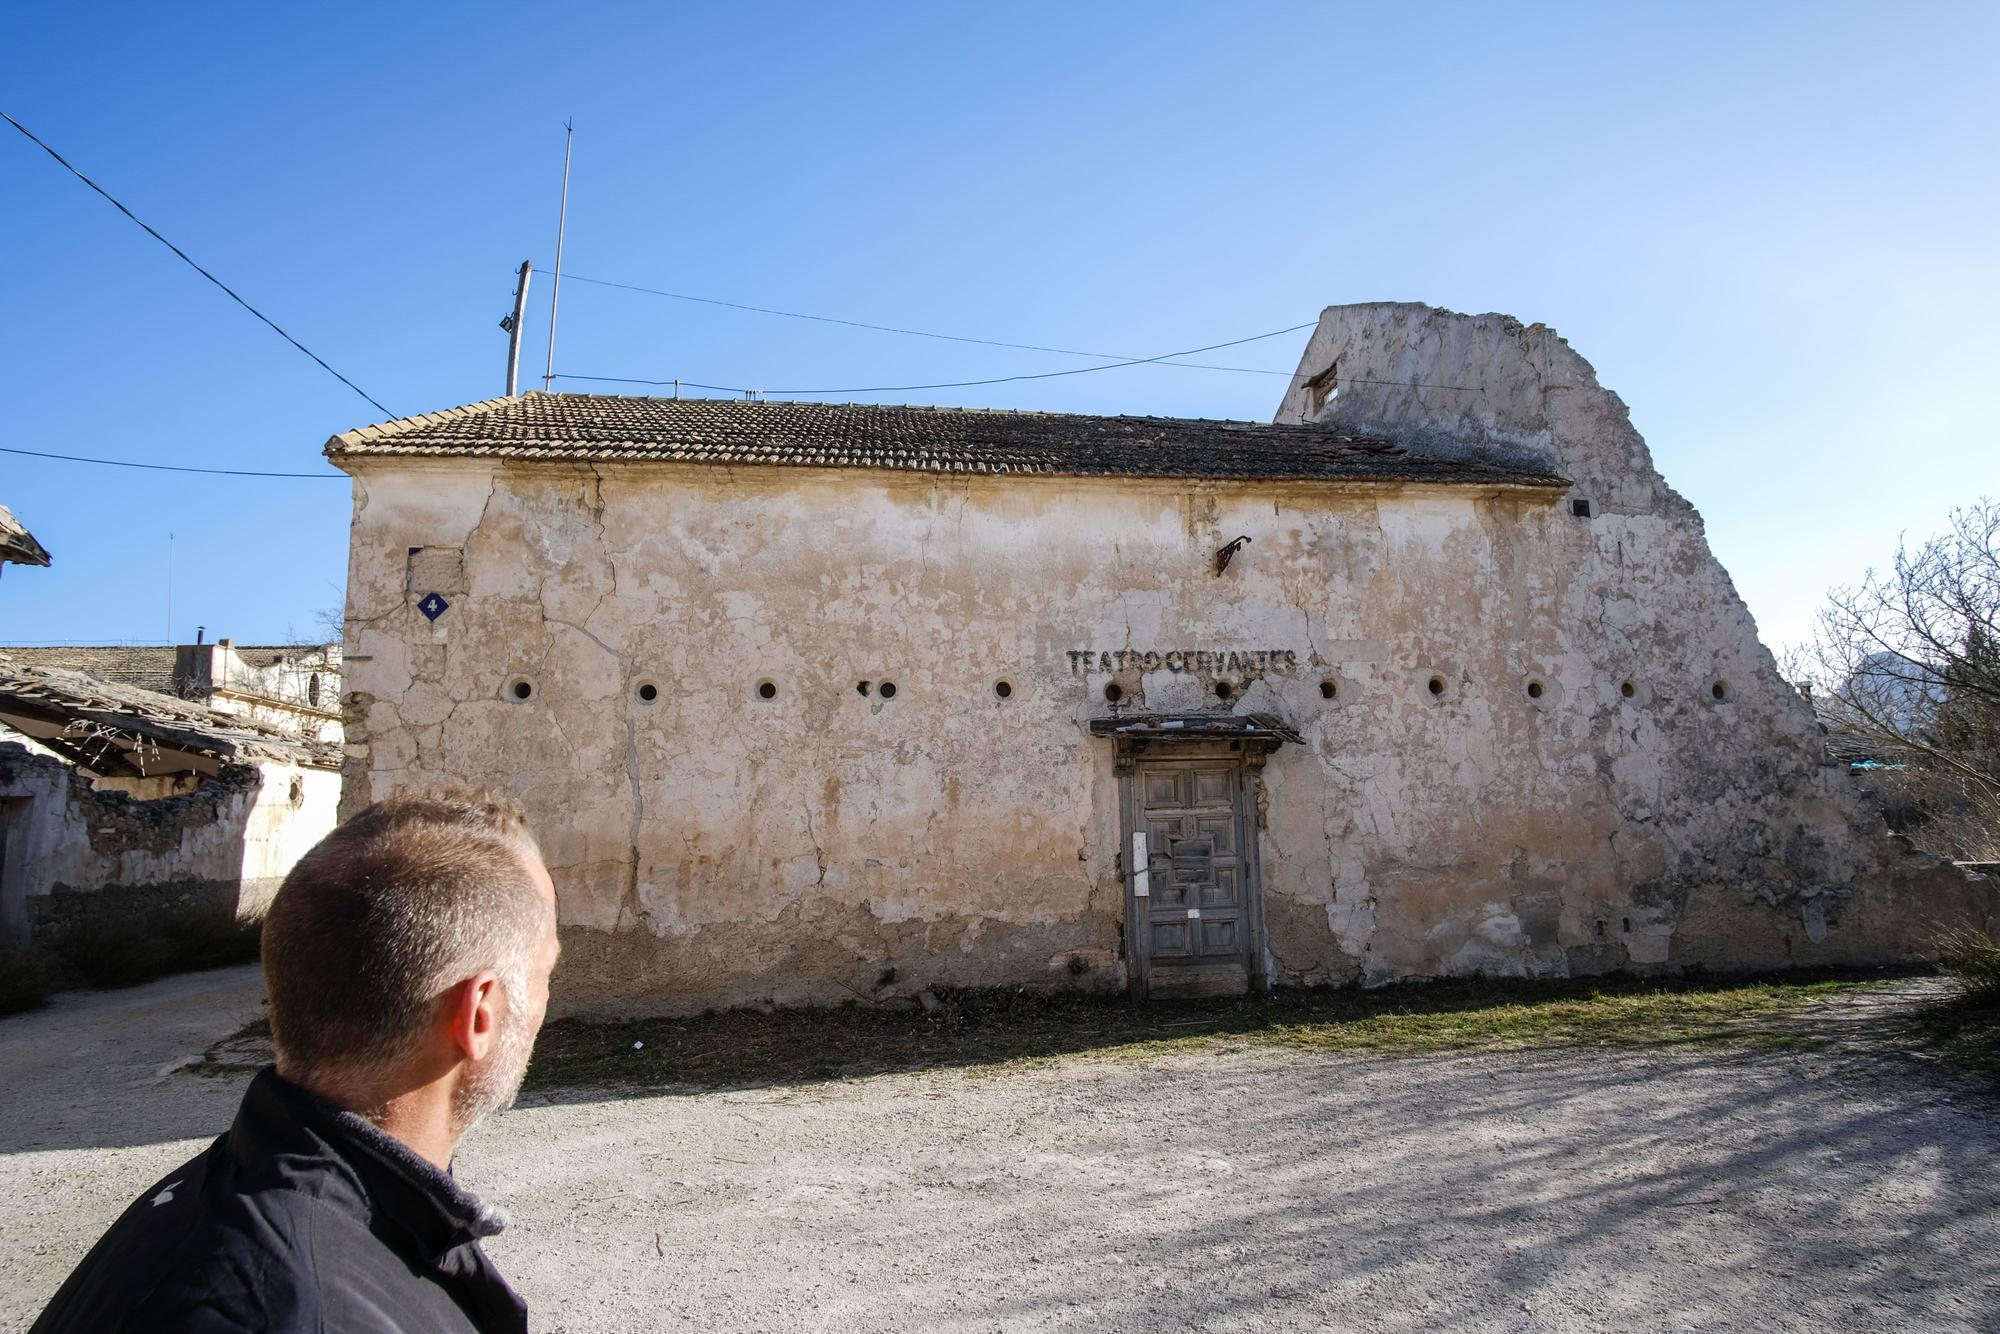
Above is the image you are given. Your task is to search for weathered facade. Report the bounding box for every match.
[0,660,340,952]
[330,303,1992,1016]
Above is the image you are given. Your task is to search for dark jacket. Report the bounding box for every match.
[31,1067,527,1333]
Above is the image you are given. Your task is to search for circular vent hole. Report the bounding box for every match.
[1215,681,1235,701]
[1319,680,1338,700]
[1427,676,1446,697]
[508,678,533,702]
[1104,683,1124,704]
[878,681,897,700]
[1711,680,1729,702]
[757,680,777,701]
[1527,681,1544,700]
[636,682,659,703]
[1620,680,1637,699]
[994,680,1013,699]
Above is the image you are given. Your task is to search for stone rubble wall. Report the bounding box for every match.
[0,742,339,951]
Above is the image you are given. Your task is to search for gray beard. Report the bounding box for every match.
[450,996,537,1136]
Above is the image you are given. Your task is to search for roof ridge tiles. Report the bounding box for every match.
[323,393,1568,490]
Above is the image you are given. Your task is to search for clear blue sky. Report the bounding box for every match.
[4,1,1995,652]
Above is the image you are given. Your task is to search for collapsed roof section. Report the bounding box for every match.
[0,504,51,571]
[0,657,337,778]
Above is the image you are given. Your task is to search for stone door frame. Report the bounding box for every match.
[1114,737,1271,1000]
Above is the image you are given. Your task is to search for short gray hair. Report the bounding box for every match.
[262,787,551,1084]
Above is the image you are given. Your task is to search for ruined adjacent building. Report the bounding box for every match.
[0,503,52,574]
[5,639,343,744]
[327,302,1993,1015]
[0,659,340,957]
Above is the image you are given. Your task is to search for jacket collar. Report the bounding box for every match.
[231,1067,507,1258]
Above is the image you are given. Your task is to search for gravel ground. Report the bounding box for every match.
[3,968,1996,1333]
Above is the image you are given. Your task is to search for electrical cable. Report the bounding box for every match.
[550,269,1301,378]
[0,445,341,479]
[546,270,1479,394]
[2,110,395,418]
[555,321,1325,397]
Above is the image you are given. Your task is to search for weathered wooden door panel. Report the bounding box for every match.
[1129,757,1257,999]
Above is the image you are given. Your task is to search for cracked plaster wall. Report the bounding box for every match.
[336,304,1993,1015]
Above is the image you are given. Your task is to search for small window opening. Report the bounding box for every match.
[1622,917,1632,933]
[878,681,897,700]
[1711,680,1730,702]
[1319,680,1338,700]
[508,678,533,702]
[1526,680,1544,700]
[994,680,1013,699]
[757,680,778,701]
[1571,498,1593,518]
[637,682,659,703]
[1104,683,1124,704]
[1214,681,1235,701]
[1620,680,1637,699]
[308,672,322,708]
[1304,361,1339,415]
[1427,676,1446,697]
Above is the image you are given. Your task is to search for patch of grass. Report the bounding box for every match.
[523,970,1900,1095]
[0,947,53,1017]
[1911,999,2000,1078]
[46,913,262,993]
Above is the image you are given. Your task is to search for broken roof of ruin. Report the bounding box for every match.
[0,504,51,568]
[0,657,337,777]
[325,393,1569,488]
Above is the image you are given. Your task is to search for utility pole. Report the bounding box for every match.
[543,119,574,392]
[503,260,532,395]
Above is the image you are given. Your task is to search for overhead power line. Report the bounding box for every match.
[2,109,394,418]
[551,268,1302,378]
[0,445,341,480]
[556,320,1326,397]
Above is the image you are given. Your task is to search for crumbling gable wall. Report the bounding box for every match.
[1262,303,1992,981]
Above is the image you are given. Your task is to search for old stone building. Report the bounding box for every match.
[329,302,1992,1015]
[0,659,340,954]
[6,639,344,745]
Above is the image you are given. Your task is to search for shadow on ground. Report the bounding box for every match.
[501,965,1995,1103]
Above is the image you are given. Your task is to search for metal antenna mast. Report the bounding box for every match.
[543,120,574,392]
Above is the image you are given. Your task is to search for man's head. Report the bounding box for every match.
[262,786,560,1138]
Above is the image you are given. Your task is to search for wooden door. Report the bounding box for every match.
[1132,760,1254,998]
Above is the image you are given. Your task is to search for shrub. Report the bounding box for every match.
[1936,925,2000,1002]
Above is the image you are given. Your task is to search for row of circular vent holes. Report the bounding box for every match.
[504,676,1737,705]
[506,677,921,703]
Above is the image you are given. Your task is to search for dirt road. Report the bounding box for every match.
[3,969,1995,1332]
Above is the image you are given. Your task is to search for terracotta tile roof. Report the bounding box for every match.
[0,644,336,695]
[3,646,183,695]
[326,393,1567,488]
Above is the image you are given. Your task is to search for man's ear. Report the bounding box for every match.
[446,970,504,1062]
